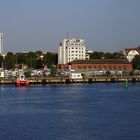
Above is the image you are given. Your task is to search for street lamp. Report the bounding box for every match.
[40,55,44,60]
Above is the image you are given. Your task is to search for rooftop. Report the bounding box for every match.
[70,59,130,64]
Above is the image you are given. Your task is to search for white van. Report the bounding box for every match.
[70,73,83,80]
[0,71,4,78]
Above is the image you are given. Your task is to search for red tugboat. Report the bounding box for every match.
[16,74,29,87]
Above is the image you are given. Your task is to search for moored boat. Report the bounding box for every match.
[16,74,29,87]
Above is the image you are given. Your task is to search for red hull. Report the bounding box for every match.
[17,80,29,87]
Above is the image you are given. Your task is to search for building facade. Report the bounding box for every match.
[58,38,86,65]
[70,59,132,72]
[0,33,3,54]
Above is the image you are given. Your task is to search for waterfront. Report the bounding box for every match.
[0,83,140,140]
[0,76,140,84]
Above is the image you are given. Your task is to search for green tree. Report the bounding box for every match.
[0,55,4,68]
[104,52,114,59]
[132,55,140,70]
[24,69,31,77]
[15,53,26,64]
[90,52,104,59]
[50,65,57,76]
[26,52,37,68]
[44,52,58,67]
[90,51,125,59]
[35,51,43,58]
[5,52,15,69]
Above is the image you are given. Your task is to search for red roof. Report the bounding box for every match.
[71,59,130,64]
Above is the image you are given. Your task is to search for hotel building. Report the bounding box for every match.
[58,38,86,65]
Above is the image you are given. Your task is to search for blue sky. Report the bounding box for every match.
[0,0,140,53]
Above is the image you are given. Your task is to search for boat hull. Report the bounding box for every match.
[16,80,29,87]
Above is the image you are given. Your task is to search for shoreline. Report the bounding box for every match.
[0,76,140,84]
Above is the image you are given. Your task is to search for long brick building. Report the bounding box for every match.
[70,59,132,72]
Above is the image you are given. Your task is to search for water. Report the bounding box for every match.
[0,83,140,140]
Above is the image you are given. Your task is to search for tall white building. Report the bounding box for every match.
[0,33,3,54]
[58,38,86,64]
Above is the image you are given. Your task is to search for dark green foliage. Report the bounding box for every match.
[132,55,140,70]
[50,65,57,76]
[15,53,26,64]
[36,59,43,69]
[90,51,104,59]
[5,52,15,69]
[0,55,4,67]
[26,52,37,68]
[44,52,58,67]
[24,70,31,77]
[90,51,125,59]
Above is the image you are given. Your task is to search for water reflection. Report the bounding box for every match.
[0,83,140,140]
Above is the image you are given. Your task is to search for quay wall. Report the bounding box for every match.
[0,76,140,85]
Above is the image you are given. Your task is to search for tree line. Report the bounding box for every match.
[0,51,140,70]
[0,51,58,70]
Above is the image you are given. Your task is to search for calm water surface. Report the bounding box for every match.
[0,83,140,140]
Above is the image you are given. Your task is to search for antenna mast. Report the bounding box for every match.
[67,32,69,40]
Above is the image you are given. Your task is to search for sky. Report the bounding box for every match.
[0,0,140,53]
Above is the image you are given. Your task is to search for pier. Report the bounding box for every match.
[0,76,140,85]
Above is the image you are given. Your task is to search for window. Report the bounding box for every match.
[93,66,97,69]
[78,66,81,69]
[103,65,107,69]
[83,66,87,69]
[88,65,91,69]
[108,65,112,70]
[118,65,122,70]
[98,65,102,69]
[113,66,117,70]
[123,66,127,70]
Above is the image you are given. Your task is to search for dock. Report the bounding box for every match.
[0,76,140,85]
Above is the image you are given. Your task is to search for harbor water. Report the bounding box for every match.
[0,83,140,140]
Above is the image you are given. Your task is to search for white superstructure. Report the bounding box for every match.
[0,33,3,54]
[58,38,86,64]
